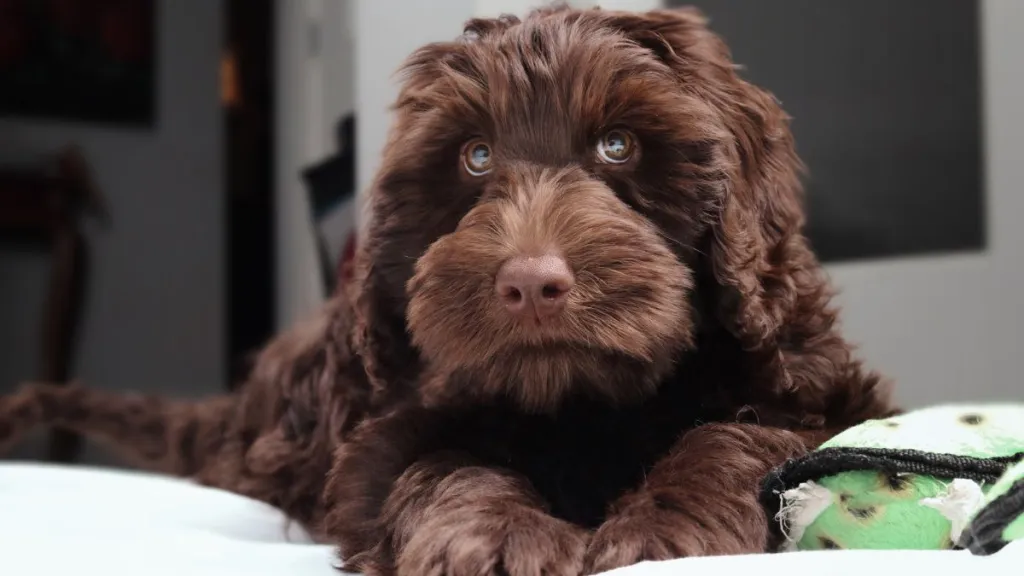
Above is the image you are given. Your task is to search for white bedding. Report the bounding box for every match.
[0,462,1020,576]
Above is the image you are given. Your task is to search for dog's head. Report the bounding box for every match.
[352,7,810,412]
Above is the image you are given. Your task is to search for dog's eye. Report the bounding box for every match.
[462,139,493,176]
[596,130,635,164]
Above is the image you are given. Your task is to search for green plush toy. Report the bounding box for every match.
[760,404,1024,554]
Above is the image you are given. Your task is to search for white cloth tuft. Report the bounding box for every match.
[775,481,835,550]
[920,478,986,542]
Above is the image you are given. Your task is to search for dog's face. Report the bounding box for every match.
[355,8,806,412]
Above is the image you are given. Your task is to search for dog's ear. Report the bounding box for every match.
[604,8,832,387]
[349,222,423,398]
[347,106,426,398]
[348,39,472,398]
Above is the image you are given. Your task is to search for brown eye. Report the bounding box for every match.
[596,130,635,164]
[462,139,493,176]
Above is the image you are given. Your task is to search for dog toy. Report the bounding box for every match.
[760,404,1024,552]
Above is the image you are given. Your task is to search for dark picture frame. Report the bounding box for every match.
[673,0,985,263]
[0,0,157,127]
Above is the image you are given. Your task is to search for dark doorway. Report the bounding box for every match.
[224,0,275,386]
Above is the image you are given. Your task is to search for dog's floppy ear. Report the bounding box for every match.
[603,8,832,387]
[348,39,473,398]
[349,240,420,398]
[347,98,426,398]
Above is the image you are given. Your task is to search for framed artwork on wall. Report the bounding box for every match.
[0,0,156,127]
[675,0,984,263]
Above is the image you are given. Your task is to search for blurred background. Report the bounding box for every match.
[0,0,1018,466]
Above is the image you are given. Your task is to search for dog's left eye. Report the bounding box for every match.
[596,130,636,164]
[462,139,493,176]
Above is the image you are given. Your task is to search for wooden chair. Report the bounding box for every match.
[0,146,106,463]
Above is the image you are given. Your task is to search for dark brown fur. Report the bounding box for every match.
[0,6,895,576]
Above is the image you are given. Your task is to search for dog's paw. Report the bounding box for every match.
[583,508,703,575]
[397,508,588,576]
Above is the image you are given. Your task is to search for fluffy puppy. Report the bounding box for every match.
[0,6,895,576]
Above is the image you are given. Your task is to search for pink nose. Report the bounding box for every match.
[495,254,574,321]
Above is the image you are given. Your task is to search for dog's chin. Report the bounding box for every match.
[413,331,688,414]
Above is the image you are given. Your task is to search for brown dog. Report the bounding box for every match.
[0,6,895,576]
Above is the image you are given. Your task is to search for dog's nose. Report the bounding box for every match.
[495,254,574,321]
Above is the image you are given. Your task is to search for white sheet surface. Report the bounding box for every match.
[0,462,1020,576]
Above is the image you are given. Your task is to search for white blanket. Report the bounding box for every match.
[0,462,1020,576]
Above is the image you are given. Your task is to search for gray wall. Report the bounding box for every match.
[0,0,224,463]
[829,0,1024,408]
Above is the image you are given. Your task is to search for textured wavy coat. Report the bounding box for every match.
[0,6,895,576]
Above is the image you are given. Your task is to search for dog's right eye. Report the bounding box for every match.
[596,130,636,164]
[462,139,493,176]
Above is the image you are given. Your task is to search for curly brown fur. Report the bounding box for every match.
[0,6,896,576]
[1,292,373,529]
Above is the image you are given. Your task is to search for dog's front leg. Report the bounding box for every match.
[322,411,589,576]
[387,455,589,576]
[583,423,811,574]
